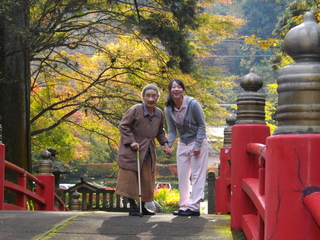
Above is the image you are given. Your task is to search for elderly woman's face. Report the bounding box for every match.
[143,89,159,109]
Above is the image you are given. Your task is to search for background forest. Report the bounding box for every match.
[1,0,317,185]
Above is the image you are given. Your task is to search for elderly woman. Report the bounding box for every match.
[115,84,172,216]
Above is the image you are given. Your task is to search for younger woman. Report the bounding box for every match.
[164,79,208,216]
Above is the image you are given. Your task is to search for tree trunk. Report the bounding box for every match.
[0,0,31,173]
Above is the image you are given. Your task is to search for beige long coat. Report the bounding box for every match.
[117,104,168,172]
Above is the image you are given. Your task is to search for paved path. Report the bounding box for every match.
[0,211,245,240]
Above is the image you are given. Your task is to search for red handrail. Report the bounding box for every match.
[246,143,266,160]
[302,186,320,228]
[5,161,45,188]
[240,142,267,240]
[0,143,68,211]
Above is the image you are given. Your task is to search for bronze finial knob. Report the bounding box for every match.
[236,69,266,125]
[240,68,263,92]
[284,12,320,61]
[226,112,237,126]
[224,112,237,147]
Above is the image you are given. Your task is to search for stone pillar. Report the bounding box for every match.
[207,171,216,214]
[70,190,81,211]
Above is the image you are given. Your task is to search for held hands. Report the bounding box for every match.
[131,141,172,156]
[163,143,172,156]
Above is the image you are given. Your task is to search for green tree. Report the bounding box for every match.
[239,0,287,39]
[28,0,242,164]
[0,0,244,171]
[0,0,31,171]
[274,0,320,39]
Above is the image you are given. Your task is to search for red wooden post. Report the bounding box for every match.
[266,135,320,239]
[36,150,55,211]
[230,124,269,230]
[215,146,231,214]
[230,68,270,231]
[216,113,236,214]
[265,12,320,239]
[0,143,5,210]
[16,172,27,208]
[36,174,55,210]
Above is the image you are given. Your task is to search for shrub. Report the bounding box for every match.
[154,188,179,213]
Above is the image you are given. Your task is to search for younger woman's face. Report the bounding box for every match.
[170,81,184,100]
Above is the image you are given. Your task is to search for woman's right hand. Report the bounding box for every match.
[163,143,172,156]
[130,142,139,150]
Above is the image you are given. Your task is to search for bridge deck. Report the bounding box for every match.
[0,211,245,239]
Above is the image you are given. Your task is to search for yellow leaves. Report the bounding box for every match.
[53,32,68,41]
[292,15,304,25]
[243,34,257,44]
[315,12,320,23]
[200,0,232,6]
[243,35,282,50]
[267,83,277,94]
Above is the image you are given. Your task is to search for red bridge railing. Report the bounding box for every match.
[216,125,320,239]
[0,143,68,211]
[216,12,320,239]
[241,142,266,240]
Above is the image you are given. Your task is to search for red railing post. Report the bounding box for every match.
[230,124,269,231]
[229,68,270,232]
[216,146,231,214]
[266,135,320,239]
[36,174,55,210]
[265,12,320,239]
[36,151,55,211]
[0,143,5,210]
[16,172,27,208]
[216,113,236,214]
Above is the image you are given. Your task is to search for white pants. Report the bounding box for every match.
[177,139,208,212]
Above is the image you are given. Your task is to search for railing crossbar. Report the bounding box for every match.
[246,143,267,160]
[242,178,265,221]
[5,160,45,188]
[4,181,46,206]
